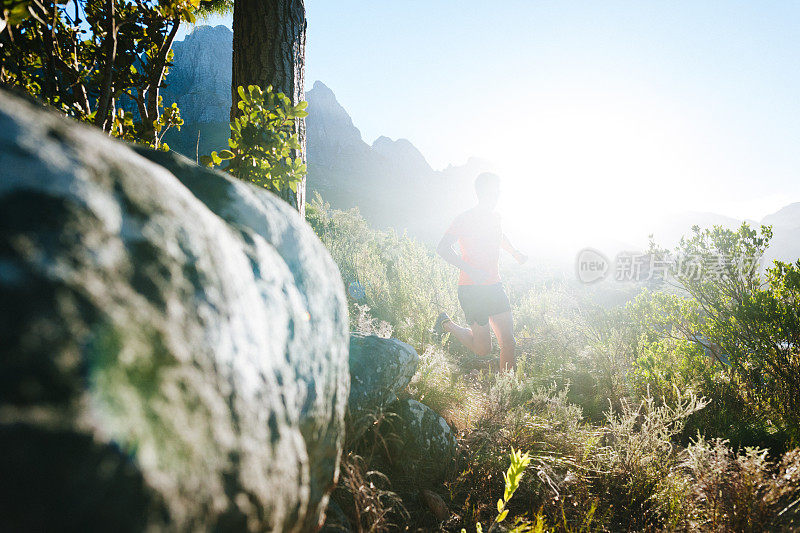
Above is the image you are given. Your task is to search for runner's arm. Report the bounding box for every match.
[437,233,489,282]
[502,233,528,264]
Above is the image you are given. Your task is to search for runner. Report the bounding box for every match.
[432,172,527,371]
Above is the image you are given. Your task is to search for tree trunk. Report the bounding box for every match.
[142,16,181,146]
[94,0,116,131]
[231,0,306,214]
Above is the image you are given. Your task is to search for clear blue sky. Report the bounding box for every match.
[188,1,800,224]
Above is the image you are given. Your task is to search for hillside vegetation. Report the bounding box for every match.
[307,196,800,532]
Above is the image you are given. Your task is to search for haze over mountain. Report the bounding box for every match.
[162,25,489,244]
[162,25,232,123]
[163,25,800,265]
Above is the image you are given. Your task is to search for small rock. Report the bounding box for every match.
[385,399,457,482]
[421,489,450,521]
[348,334,419,427]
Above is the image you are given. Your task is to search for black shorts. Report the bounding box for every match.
[457,283,511,327]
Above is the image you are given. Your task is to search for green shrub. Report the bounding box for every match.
[201,84,307,194]
[407,346,468,424]
[680,437,800,531]
[460,448,534,533]
[307,194,458,348]
[664,224,800,440]
[2,0,194,145]
[308,204,800,530]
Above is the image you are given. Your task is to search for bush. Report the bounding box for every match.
[307,194,459,348]
[200,84,308,195]
[2,0,194,145]
[680,437,800,531]
[309,203,800,531]
[665,224,800,440]
[407,346,468,424]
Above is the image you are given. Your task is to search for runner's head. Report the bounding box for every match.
[474,172,500,208]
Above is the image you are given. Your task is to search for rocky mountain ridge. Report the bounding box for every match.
[161,25,488,243]
[163,25,800,260]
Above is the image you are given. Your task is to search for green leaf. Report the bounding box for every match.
[199,155,213,167]
[218,149,235,160]
[211,151,222,165]
[496,510,509,523]
[497,499,505,513]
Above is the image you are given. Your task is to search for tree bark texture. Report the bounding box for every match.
[231,0,306,214]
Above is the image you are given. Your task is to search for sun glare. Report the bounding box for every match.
[486,91,704,256]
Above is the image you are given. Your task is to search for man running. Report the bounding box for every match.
[432,172,527,371]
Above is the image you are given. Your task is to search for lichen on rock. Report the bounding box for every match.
[0,89,349,532]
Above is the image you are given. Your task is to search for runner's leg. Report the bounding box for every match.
[444,320,492,356]
[489,311,516,371]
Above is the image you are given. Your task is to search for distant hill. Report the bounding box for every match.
[162,25,232,123]
[634,207,798,266]
[644,211,756,249]
[162,25,490,245]
[761,203,800,265]
[162,25,800,262]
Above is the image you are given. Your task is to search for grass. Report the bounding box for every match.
[309,199,800,532]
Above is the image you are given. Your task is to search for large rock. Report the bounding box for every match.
[347,334,419,424]
[385,399,457,483]
[0,90,349,531]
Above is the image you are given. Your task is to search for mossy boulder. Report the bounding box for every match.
[0,89,349,531]
[385,399,457,483]
[347,334,419,426]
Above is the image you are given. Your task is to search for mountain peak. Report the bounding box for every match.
[371,136,415,149]
[304,81,368,167]
[306,81,341,109]
[762,202,800,228]
[182,24,232,42]
[310,80,333,93]
[371,136,432,174]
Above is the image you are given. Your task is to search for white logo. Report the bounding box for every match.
[576,248,609,283]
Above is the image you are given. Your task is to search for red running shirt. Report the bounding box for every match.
[446,207,502,286]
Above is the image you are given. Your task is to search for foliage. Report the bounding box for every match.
[680,436,800,531]
[334,452,409,533]
[311,201,800,530]
[407,346,468,423]
[351,303,393,338]
[307,194,459,348]
[112,97,184,150]
[0,0,192,146]
[200,84,307,193]
[496,448,532,525]
[1,0,31,30]
[196,0,233,16]
[642,224,800,440]
[461,449,533,533]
